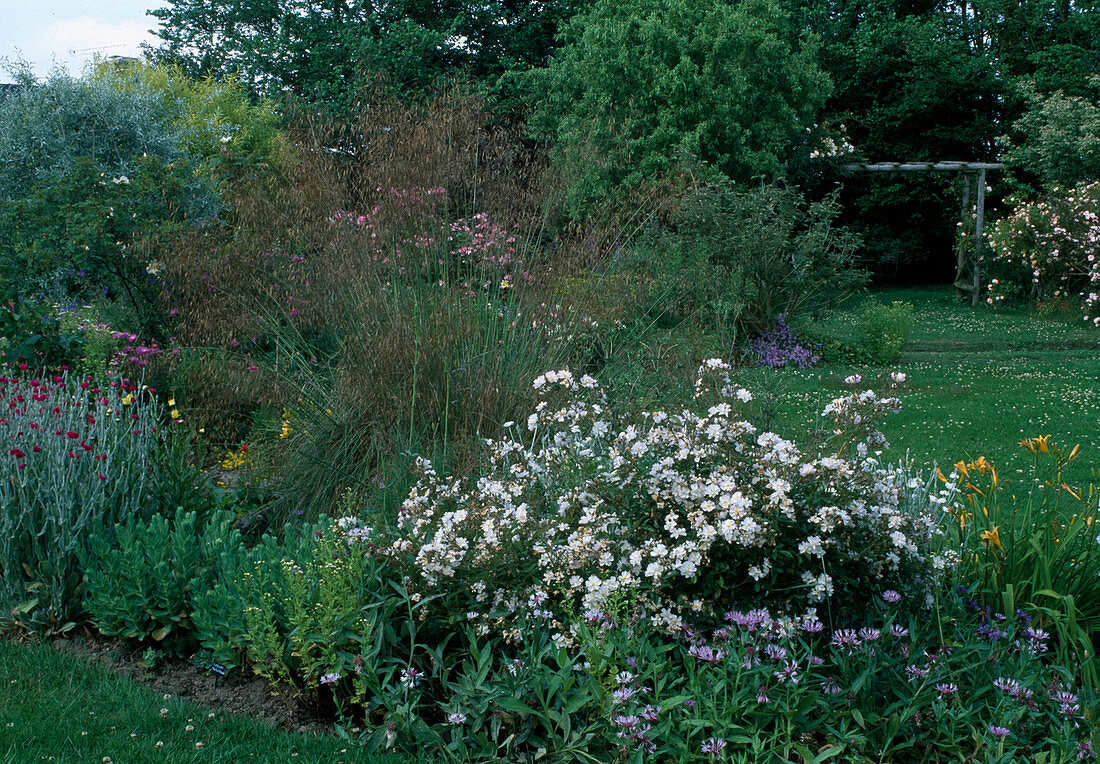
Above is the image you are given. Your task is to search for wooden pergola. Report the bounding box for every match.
[840,161,1005,305]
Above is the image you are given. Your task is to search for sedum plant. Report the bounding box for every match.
[80,506,240,647]
[0,371,167,633]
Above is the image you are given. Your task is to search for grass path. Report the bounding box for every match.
[0,639,420,764]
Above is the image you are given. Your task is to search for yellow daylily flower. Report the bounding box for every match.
[979,526,1002,550]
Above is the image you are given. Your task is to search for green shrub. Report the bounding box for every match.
[90,61,288,185]
[0,301,87,369]
[0,62,286,320]
[985,182,1100,325]
[856,299,915,364]
[80,506,239,648]
[0,373,168,634]
[664,181,866,336]
[0,155,202,328]
[799,327,874,365]
[0,65,183,202]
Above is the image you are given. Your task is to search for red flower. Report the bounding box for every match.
[9,448,24,458]
[66,431,78,439]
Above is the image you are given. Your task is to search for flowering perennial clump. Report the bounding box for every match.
[331,187,521,285]
[0,371,166,631]
[749,315,820,368]
[391,360,951,641]
[985,182,1100,324]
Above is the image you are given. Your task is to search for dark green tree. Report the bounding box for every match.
[147,0,585,104]
[784,0,1100,277]
[530,0,831,219]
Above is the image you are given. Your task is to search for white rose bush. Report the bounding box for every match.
[390,360,951,639]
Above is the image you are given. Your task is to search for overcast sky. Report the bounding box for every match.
[0,0,168,84]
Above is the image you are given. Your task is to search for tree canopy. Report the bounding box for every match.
[147,0,585,102]
[530,0,830,216]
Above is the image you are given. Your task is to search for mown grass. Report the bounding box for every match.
[750,286,1100,487]
[599,285,1100,488]
[0,640,422,764]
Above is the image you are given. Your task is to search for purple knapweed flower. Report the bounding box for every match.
[764,644,787,661]
[688,644,725,663]
[774,660,800,685]
[612,687,636,704]
[613,714,640,731]
[701,737,728,755]
[831,629,862,654]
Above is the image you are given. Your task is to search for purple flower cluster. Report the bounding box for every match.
[749,316,820,368]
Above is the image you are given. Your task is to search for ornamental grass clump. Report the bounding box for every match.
[391,360,952,642]
[0,371,166,633]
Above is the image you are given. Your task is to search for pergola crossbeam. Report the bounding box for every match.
[840,161,1004,172]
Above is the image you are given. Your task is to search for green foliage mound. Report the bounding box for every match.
[0,62,284,324]
[653,181,865,337]
[856,299,915,365]
[531,0,831,218]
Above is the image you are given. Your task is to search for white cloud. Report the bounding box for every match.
[1,3,169,83]
[22,16,158,76]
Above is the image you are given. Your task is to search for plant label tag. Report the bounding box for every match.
[211,663,227,676]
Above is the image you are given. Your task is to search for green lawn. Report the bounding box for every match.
[601,285,1100,488]
[0,640,421,764]
[743,286,1100,487]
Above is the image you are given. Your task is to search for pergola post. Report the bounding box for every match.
[972,168,986,306]
[955,173,972,299]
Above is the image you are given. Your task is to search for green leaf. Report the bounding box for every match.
[495,696,537,716]
[850,708,865,729]
[151,625,172,641]
[12,598,39,615]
